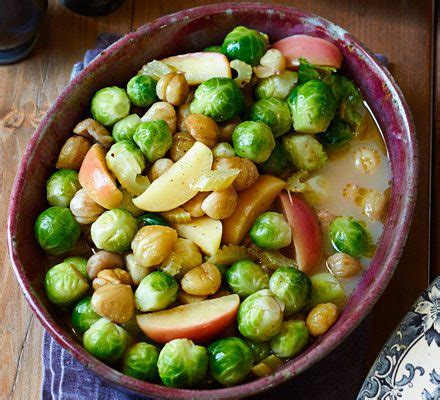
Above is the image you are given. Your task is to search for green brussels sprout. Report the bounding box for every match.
[237,289,284,342]
[259,142,288,175]
[91,86,130,126]
[35,206,81,255]
[249,212,292,250]
[122,342,159,381]
[133,120,172,163]
[212,142,235,158]
[338,76,366,133]
[270,320,309,358]
[244,339,272,363]
[157,339,208,388]
[83,318,129,363]
[137,212,170,228]
[282,134,327,172]
[119,189,144,217]
[71,296,100,334]
[226,260,269,298]
[91,209,138,253]
[112,114,142,142]
[45,262,89,307]
[287,80,337,134]
[208,337,254,386]
[190,77,244,122]
[232,121,275,163]
[221,26,268,66]
[298,59,321,84]
[46,169,81,207]
[254,71,298,100]
[135,271,178,312]
[105,140,149,196]
[269,266,312,316]
[63,256,88,279]
[204,45,222,53]
[127,75,158,107]
[249,98,291,137]
[328,216,370,258]
[308,272,346,310]
[317,117,353,149]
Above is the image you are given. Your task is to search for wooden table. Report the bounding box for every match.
[0,1,435,398]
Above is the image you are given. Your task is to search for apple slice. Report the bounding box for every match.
[161,52,232,85]
[136,294,240,343]
[276,191,323,274]
[175,216,222,256]
[133,142,213,212]
[78,144,123,209]
[272,35,343,69]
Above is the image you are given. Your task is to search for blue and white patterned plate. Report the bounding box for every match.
[358,276,440,399]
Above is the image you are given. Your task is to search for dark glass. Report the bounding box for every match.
[0,0,48,65]
[61,0,124,16]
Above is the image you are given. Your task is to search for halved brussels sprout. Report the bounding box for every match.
[63,256,88,279]
[83,318,129,362]
[35,206,81,255]
[339,76,366,134]
[254,71,298,100]
[249,212,291,250]
[134,271,178,312]
[112,114,142,142]
[244,339,272,363]
[269,266,311,316]
[91,209,138,253]
[308,272,346,310]
[133,120,173,163]
[122,342,159,381]
[208,337,254,386]
[259,142,288,175]
[226,260,269,298]
[157,339,208,388]
[317,117,353,149]
[297,58,321,84]
[91,86,130,126]
[45,262,89,307]
[190,77,244,122]
[221,26,268,66]
[282,134,327,172]
[232,121,275,163]
[137,212,170,228]
[46,169,81,207]
[127,75,158,108]
[72,296,100,334]
[270,320,309,358]
[249,98,291,137]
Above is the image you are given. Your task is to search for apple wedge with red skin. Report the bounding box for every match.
[136,294,240,344]
[276,191,323,274]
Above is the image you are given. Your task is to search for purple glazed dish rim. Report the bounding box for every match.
[7,3,418,399]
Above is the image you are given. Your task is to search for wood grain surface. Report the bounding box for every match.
[0,1,434,399]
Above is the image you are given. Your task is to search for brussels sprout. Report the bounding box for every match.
[269,266,311,316]
[45,262,89,307]
[137,212,170,228]
[119,189,144,217]
[208,337,254,386]
[135,271,178,312]
[91,209,138,253]
[244,339,272,363]
[287,80,337,134]
[46,169,81,207]
[249,98,291,137]
[63,256,88,279]
[282,134,327,172]
[72,296,100,334]
[190,77,244,122]
[204,45,222,53]
[317,117,353,149]
[254,71,298,100]
[249,212,292,250]
[83,318,129,363]
[91,86,130,126]
[122,342,159,381]
[127,75,158,108]
[212,142,235,158]
[226,260,269,298]
[328,216,370,258]
[157,339,208,388]
[237,289,284,342]
[35,206,81,255]
[105,140,149,196]
[259,142,288,175]
[112,114,142,142]
[298,59,321,84]
[270,320,309,358]
[232,121,275,163]
[221,26,268,66]
[339,76,366,133]
[133,120,172,163]
[308,272,346,310]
